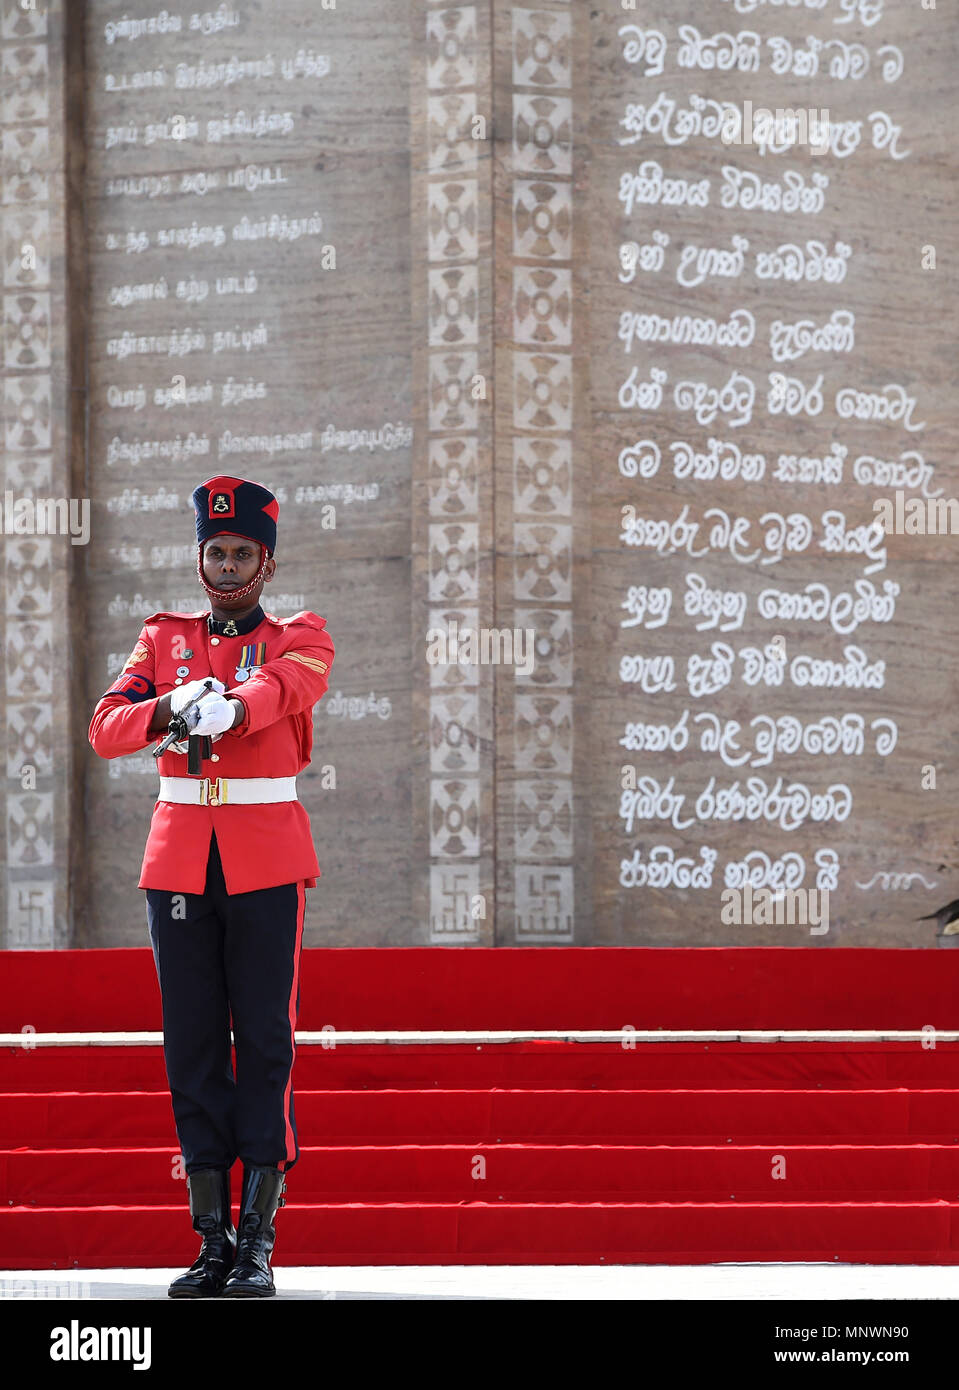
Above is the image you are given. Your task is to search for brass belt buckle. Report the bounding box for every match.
[199,776,227,807]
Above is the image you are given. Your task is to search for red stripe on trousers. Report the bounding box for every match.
[279,882,306,1171]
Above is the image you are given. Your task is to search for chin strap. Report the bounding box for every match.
[196,543,270,603]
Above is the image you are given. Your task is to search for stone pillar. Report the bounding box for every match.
[411,0,589,947]
[492,1,588,944]
[411,2,496,945]
[0,0,86,949]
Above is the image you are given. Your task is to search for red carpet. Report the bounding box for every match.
[5,945,959,1030]
[3,948,959,1266]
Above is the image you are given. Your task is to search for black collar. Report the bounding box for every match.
[207,604,265,637]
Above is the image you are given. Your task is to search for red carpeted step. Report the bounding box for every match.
[6,1143,959,1206]
[0,1049,170,1092]
[3,1200,959,1269]
[4,1088,959,1148]
[7,948,959,1268]
[5,947,959,1032]
[7,1042,959,1093]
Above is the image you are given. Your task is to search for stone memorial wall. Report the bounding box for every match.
[0,0,956,948]
[591,0,959,944]
[82,0,415,946]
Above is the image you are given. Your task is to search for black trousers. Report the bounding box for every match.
[146,832,305,1175]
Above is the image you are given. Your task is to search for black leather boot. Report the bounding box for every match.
[168,1167,237,1299]
[221,1165,286,1298]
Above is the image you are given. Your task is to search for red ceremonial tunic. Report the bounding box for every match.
[88,608,335,895]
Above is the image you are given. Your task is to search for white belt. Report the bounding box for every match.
[157,775,298,807]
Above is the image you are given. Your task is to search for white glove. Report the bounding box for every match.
[170,677,225,716]
[192,691,239,737]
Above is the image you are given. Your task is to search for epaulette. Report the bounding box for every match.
[142,610,209,624]
[267,610,328,632]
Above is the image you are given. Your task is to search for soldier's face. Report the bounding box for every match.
[202,534,275,604]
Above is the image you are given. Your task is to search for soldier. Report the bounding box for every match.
[88,475,335,1298]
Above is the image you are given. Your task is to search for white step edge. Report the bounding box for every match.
[2,1029,959,1047]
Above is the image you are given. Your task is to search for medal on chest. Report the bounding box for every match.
[234,640,266,683]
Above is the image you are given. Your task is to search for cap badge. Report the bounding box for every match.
[210,490,234,517]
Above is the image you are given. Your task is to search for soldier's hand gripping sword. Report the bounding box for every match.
[153,678,215,774]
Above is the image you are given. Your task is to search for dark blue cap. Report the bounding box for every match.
[193,475,279,556]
